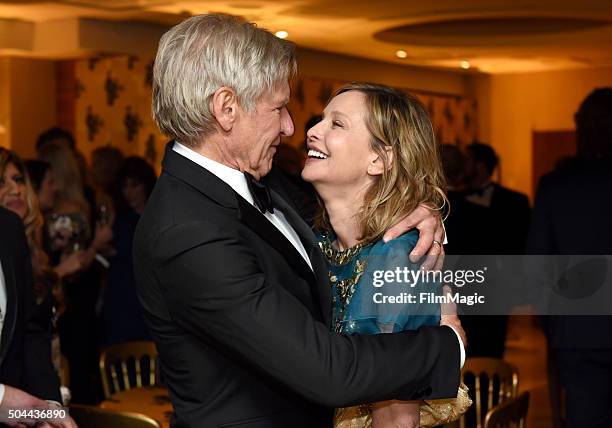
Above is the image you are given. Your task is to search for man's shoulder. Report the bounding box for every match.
[0,205,23,230]
[0,206,26,250]
[135,171,241,259]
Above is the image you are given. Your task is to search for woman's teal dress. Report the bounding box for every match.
[318,230,441,335]
[318,230,442,427]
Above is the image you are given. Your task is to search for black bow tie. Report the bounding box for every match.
[244,172,275,214]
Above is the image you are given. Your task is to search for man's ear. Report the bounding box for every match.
[210,87,238,132]
[367,147,393,176]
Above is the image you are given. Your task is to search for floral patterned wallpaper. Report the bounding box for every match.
[64,55,163,169]
[60,55,477,171]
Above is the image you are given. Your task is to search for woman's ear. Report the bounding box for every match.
[367,147,393,176]
[210,87,238,132]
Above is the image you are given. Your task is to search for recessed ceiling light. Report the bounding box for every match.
[461,60,471,69]
[396,50,408,59]
[275,30,289,39]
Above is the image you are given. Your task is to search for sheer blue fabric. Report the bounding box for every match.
[318,230,440,335]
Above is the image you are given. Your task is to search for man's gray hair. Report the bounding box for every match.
[152,14,296,147]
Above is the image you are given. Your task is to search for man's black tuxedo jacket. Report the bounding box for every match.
[0,207,60,402]
[133,143,460,428]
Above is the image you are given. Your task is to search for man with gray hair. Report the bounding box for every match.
[134,13,463,427]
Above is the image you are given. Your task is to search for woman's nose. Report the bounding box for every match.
[307,120,323,142]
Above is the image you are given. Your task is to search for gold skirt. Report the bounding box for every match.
[334,383,472,428]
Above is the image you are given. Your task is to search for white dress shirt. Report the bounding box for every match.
[172,142,464,367]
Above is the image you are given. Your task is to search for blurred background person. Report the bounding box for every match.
[91,145,124,226]
[38,141,112,404]
[457,142,531,359]
[440,143,490,255]
[464,142,531,254]
[36,127,95,219]
[0,206,76,426]
[102,156,155,345]
[1,148,93,404]
[24,159,57,214]
[527,87,612,428]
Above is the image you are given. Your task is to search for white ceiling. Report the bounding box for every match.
[0,0,611,73]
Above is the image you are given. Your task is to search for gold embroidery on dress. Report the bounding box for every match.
[329,259,367,332]
[318,235,364,266]
[320,232,368,333]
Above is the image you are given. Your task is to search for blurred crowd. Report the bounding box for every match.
[0,129,156,404]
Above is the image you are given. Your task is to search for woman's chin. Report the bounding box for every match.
[301,165,318,183]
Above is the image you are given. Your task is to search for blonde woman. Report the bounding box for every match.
[302,83,469,427]
[0,148,85,287]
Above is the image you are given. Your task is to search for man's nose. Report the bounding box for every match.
[281,107,294,137]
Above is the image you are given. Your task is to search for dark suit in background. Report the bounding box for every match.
[528,158,612,428]
[134,143,460,428]
[0,207,61,403]
[488,183,531,254]
[459,183,531,359]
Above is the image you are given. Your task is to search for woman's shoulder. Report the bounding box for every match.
[370,229,420,254]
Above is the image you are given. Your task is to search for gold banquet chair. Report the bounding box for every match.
[99,341,159,399]
[460,357,519,428]
[484,391,530,428]
[69,404,161,428]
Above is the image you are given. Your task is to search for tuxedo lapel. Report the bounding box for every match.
[0,252,17,368]
[236,196,314,285]
[269,191,332,328]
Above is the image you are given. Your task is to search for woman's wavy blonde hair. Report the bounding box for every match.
[0,148,49,277]
[315,82,448,244]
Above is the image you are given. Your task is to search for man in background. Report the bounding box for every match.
[528,88,612,428]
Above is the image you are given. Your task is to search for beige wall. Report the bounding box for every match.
[1,57,56,159]
[0,58,10,150]
[472,66,612,200]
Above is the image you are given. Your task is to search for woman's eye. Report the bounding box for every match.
[332,120,343,128]
[14,175,25,184]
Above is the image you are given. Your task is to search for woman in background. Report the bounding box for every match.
[0,149,85,295]
[38,142,112,404]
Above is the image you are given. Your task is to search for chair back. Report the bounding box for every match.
[69,404,162,428]
[460,357,519,428]
[484,391,530,428]
[99,341,158,399]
